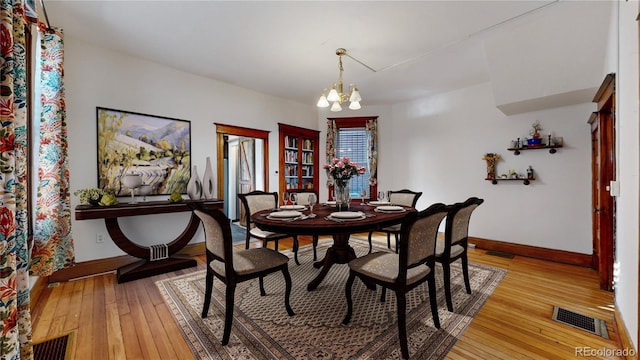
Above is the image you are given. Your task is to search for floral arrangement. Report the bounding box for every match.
[482,153,501,162]
[482,153,501,180]
[323,156,366,187]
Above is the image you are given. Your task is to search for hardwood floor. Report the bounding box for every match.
[31,234,623,359]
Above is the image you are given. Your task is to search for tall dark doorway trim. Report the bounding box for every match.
[215,123,270,221]
[588,73,616,291]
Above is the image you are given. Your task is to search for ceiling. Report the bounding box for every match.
[44,1,564,107]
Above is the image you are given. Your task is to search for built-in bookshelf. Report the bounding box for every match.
[278,123,319,198]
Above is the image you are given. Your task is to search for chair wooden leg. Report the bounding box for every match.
[201,270,214,318]
[386,232,392,249]
[312,235,319,261]
[394,233,399,254]
[259,276,266,296]
[442,263,453,312]
[428,274,441,328]
[461,254,472,294]
[397,291,409,359]
[293,235,300,266]
[342,272,357,325]
[380,287,387,302]
[245,235,250,249]
[367,231,374,254]
[281,266,295,316]
[221,283,236,345]
[274,239,279,251]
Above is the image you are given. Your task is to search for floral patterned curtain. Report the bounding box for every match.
[30,23,73,276]
[325,119,336,187]
[366,119,378,186]
[0,0,33,358]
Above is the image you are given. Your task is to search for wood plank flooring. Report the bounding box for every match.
[31,234,623,359]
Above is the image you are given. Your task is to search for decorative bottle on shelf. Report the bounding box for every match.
[202,157,214,199]
[526,166,534,180]
[187,165,203,200]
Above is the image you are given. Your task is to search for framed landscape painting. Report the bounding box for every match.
[96,107,191,196]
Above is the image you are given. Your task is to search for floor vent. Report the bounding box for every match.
[34,332,74,360]
[552,306,609,339]
[485,250,515,259]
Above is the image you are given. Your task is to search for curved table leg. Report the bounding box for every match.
[104,213,201,283]
[308,233,372,291]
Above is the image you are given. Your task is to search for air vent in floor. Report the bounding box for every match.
[552,306,609,339]
[485,250,514,259]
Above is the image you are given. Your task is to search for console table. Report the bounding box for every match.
[75,199,223,283]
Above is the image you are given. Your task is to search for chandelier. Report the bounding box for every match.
[317,48,362,111]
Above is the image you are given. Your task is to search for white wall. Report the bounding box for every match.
[388,83,593,253]
[317,84,593,254]
[66,36,316,262]
[610,0,639,349]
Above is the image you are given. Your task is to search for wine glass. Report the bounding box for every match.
[377,190,386,203]
[121,173,142,204]
[360,189,367,205]
[308,193,317,214]
[138,184,152,202]
[291,193,298,206]
[282,192,290,207]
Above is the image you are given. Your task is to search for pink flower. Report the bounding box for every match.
[332,158,339,164]
[342,156,350,164]
[323,164,330,169]
[358,167,366,174]
[336,162,344,169]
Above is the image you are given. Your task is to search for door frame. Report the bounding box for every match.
[214,123,270,201]
[588,73,616,291]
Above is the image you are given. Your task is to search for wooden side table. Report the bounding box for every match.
[75,199,223,283]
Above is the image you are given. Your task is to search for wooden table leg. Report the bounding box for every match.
[307,233,357,291]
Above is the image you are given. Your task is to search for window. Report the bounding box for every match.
[336,127,369,197]
[328,117,378,199]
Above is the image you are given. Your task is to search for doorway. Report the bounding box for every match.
[589,73,616,291]
[215,124,270,222]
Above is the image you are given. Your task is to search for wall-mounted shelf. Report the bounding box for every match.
[508,144,563,155]
[486,177,534,185]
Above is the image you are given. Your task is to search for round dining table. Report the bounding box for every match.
[252,202,416,291]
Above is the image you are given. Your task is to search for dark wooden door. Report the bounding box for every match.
[589,73,616,291]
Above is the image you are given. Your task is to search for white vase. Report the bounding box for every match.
[187,166,203,200]
[202,156,214,199]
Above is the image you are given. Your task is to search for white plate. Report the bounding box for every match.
[280,205,306,210]
[330,211,365,219]
[267,210,302,218]
[376,205,405,212]
[324,201,336,205]
[369,201,391,206]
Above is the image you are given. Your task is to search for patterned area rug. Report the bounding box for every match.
[157,237,506,359]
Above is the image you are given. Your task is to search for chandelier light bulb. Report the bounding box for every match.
[317,93,329,108]
[349,86,362,103]
[327,85,340,102]
[348,101,361,110]
[330,102,342,112]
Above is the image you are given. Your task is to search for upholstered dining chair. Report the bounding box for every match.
[193,208,295,345]
[290,190,321,260]
[238,191,303,264]
[367,189,422,253]
[436,197,484,312]
[343,203,448,360]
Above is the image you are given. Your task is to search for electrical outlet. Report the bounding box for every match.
[96,233,105,243]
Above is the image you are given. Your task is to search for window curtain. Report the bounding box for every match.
[29,22,73,276]
[366,118,377,186]
[325,119,336,187]
[0,0,34,358]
